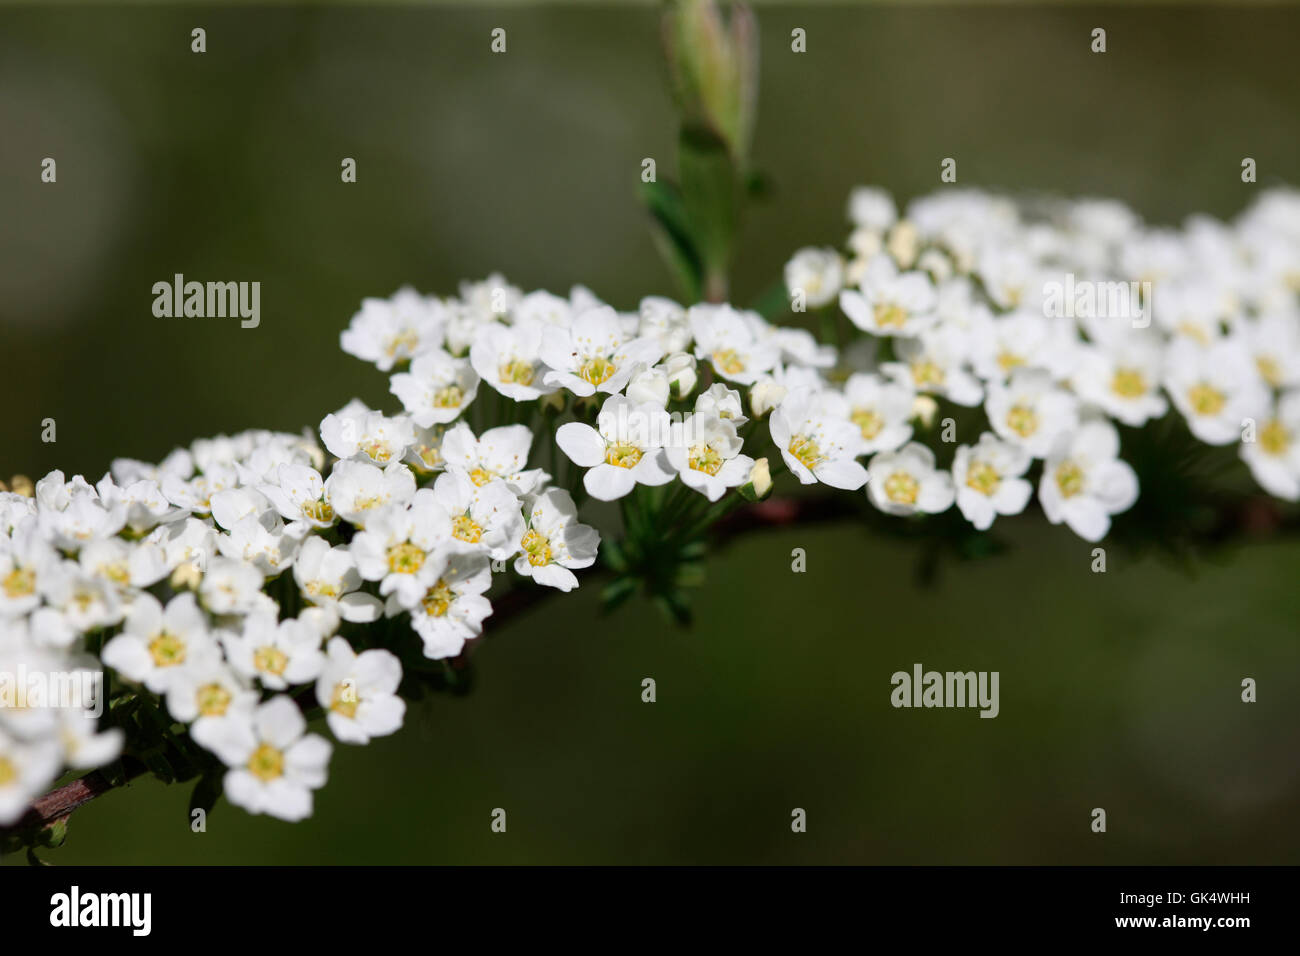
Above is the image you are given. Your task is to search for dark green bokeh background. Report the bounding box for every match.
[1,3,1298,864]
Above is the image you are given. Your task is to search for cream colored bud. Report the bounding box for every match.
[912,394,939,428]
[749,382,787,418]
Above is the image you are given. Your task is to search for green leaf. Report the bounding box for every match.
[678,123,740,298]
[188,772,223,821]
[639,178,703,302]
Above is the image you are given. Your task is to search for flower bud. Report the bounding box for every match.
[739,457,772,501]
[660,352,698,399]
[627,366,670,407]
[749,381,787,418]
[912,394,939,429]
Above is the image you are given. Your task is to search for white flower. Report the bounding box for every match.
[257,463,337,534]
[430,471,524,560]
[625,366,670,407]
[1242,312,1300,390]
[689,304,780,385]
[315,637,406,745]
[0,728,61,825]
[161,462,238,516]
[440,422,546,495]
[666,414,755,502]
[1072,336,1168,427]
[198,556,266,615]
[540,305,664,397]
[340,287,446,371]
[985,368,1080,458]
[320,404,415,466]
[1241,391,1300,501]
[389,349,480,427]
[1164,339,1268,446]
[222,612,326,690]
[78,537,169,591]
[191,696,331,822]
[40,563,123,632]
[408,551,493,660]
[555,395,675,501]
[695,382,748,427]
[350,491,454,608]
[952,434,1033,530]
[749,380,788,418]
[659,351,698,399]
[215,512,300,577]
[784,247,844,309]
[470,320,557,401]
[840,372,915,454]
[0,520,57,617]
[164,651,258,730]
[323,460,416,526]
[1038,421,1139,542]
[638,297,691,353]
[839,254,938,337]
[769,388,868,490]
[56,710,124,771]
[513,489,599,592]
[292,537,383,623]
[883,326,984,407]
[94,475,183,534]
[867,443,955,516]
[101,592,213,693]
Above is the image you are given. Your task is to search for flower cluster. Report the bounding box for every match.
[3,185,1297,829]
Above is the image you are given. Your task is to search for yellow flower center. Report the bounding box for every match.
[996,351,1024,373]
[1110,368,1146,399]
[788,435,823,471]
[385,328,419,359]
[1260,420,1290,456]
[148,631,186,668]
[360,439,393,464]
[421,579,454,617]
[415,445,442,470]
[433,384,464,408]
[521,528,553,567]
[0,757,17,787]
[579,356,616,387]
[965,460,1001,496]
[330,682,359,719]
[246,742,285,782]
[2,567,36,599]
[884,471,919,505]
[605,443,643,469]
[688,445,724,476]
[1006,404,1039,438]
[253,645,289,677]
[452,514,483,543]
[911,360,945,388]
[873,302,908,329]
[851,408,884,441]
[196,683,232,718]
[711,349,746,376]
[302,499,334,523]
[1256,356,1283,388]
[305,580,339,599]
[1055,461,1086,498]
[1187,383,1226,417]
[468,467,494,487]
[387,543,426,574]
[499,359,535,386]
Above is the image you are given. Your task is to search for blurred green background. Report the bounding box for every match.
[2,3,1298,864]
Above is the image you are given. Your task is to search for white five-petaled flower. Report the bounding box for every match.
[666,414,755,502]
[101,592,213,694]
[784,247,845,310]
[323,460,416,527]
[951,433,1033,530]
[164,649,258,731]
[292,537,383,623]
[440,422,546,495]
[340,286,446,371]
[555,395,675,501]
[320,403,416,466]
[839,254,939,337]
[430,470,524,560]
[985,367,1080,458]
[769,388,869,490]
[1038,421,1139,542]
[513,489,599,592]
[389,348,481,427]
[191,696,331,822]
[350,491,456,609]
[408,551,493,660]
[1164,339,1269,446]
[1240,390,1300,500]
[470,320,557,401]
[257,463,338,534]
[540,304,664,397]
[222,612,326,691]
[837,372,916,454]
[867,443,955,516]
[315,637,406,745]
[689,304,780,386]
